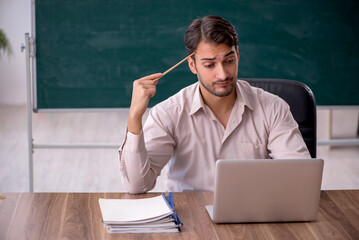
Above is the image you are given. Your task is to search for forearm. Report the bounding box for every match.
[127,113,143,135]
[127,73,162,135]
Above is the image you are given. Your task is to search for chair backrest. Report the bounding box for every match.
[243,78,317,158]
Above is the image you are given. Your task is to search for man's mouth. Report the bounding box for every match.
[214,78,233,87]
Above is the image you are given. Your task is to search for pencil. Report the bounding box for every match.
[154,51,196,82]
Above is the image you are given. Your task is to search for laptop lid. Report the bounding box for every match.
[206,158,324,223]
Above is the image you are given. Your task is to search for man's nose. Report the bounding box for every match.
[216,64,228,80]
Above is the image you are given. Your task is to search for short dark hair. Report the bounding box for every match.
[184,16,239,55]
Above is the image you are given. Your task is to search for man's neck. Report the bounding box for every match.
[200,86,237,128]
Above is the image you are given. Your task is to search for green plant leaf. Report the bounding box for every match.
[0,29,13,58]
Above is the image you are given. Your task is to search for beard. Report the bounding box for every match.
[197,74,236,97]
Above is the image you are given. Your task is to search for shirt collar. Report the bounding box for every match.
[236,80,254,111]
[190,80,254,116]
[190,83,204,115]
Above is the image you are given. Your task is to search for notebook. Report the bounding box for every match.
[206,158,324,223]
[99,193,182,233]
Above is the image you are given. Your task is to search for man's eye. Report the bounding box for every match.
[204,63,214,68]
[226,58,235,64]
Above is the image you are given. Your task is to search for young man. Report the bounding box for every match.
[120,16,310,194]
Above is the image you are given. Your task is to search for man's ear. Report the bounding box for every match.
[188,56,197,74]
[236,46,240,61]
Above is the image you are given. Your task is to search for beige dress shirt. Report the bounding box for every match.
[119,80,310,193]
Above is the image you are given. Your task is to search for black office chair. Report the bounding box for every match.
[243,78,317,158]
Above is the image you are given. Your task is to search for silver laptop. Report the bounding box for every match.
[206,158,324,223]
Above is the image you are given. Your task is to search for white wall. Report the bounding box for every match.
[0,0,31,104]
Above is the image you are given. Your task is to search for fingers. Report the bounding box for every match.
[133,80,155,98]
[128,73,162,119]
[139,72,162,81]
[134,73,162,96]
[127,73,163,134]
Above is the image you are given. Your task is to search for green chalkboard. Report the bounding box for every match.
[34,0,359,109]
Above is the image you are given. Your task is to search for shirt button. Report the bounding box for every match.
[119,165,124,170]
[255,145,259,149]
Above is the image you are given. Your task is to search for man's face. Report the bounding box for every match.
[188,41,239,98]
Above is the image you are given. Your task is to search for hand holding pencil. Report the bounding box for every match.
[127,51,196,135]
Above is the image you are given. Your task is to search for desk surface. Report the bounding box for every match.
[0,191,358,240]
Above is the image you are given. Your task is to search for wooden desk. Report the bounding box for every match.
[0,191,358,239]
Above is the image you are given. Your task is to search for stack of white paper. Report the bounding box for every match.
[99,194,182,233]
